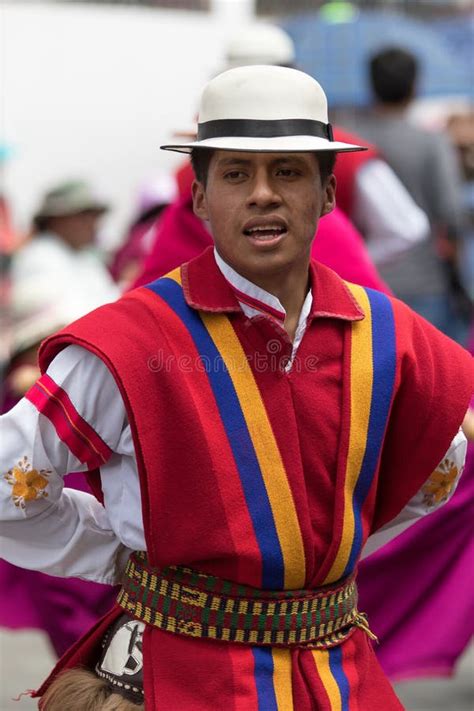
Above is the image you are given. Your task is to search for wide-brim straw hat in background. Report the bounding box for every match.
[33,180,109,226]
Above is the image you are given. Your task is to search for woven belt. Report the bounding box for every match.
[117,552,375,649]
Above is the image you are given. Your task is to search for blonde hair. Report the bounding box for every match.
[40,668,144,711]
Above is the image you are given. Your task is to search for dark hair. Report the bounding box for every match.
[316,151,337,184]
[191,149,336,186]
[191,149,215,185]
[369,47,418,104]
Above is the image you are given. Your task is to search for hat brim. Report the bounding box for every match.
[161,135,366,154]
[34,203,109,222]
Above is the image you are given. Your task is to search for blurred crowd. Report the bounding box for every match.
[0,15,473,682]
[2,38,472,394]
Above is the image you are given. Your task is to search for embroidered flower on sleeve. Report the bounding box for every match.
[422,458,459,508]
[4,456,51,509]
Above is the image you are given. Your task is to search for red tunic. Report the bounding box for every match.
[36,249,472,710]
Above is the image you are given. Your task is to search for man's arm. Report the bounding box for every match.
[362,427,467,558]
[369,295,473,531]
[0,345,134,584]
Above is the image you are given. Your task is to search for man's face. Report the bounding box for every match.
[49,210,102,250]
[192,151,335,281]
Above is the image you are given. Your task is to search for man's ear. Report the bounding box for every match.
[192,179,209,222]
[320,174,337,217]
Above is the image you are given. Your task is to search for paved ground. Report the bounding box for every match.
[1,629,472,710]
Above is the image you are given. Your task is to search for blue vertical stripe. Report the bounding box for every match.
[146,277,285,589]
[252,647,278,711]
[344,288,396,576]
[329,646,350,711]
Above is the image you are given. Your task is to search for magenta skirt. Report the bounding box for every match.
[358,442,474,680]
[0,472,116,657]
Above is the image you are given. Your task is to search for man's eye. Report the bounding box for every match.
[276,168,299,177]
[224,171,246,180]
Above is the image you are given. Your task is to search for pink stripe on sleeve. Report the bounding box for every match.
[26,374,113,470]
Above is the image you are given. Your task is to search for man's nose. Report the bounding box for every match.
[246,172,282,209]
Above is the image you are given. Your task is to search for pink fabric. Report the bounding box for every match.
[0,556,116,658]
[110,216,162,283]
[358,450,474,680]
[314,208,388,292]
[358,333,474,680]
[110,220,154,282]
[132,194,212,289]
[132,193,389,293]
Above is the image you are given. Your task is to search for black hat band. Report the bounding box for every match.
[197,118,334,142]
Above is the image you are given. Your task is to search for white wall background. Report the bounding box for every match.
[1,0,255,248]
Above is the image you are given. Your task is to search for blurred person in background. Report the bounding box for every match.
[343,47,470,343]
[132,24,428,290]
[0,180,119,657]
[0,143,25,265]
[5,179,119,408]
[11,180,120,312]
[446,111,474,300]
[110,174,177,288]
[0,142,27,368]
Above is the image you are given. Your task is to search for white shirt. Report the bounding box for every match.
[353,159,429,266]
[9,232,120,356]
[0,254,466,584]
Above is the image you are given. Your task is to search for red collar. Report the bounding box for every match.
[181,246,364,322]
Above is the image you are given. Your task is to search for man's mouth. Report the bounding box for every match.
[243,225,287,240]
[242,219,288,244]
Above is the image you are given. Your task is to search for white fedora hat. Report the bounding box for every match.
[161,65,365,155]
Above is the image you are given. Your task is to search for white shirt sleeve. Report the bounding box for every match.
[362,428,467,558]
[0,345,142,584]
[353,159,430,266]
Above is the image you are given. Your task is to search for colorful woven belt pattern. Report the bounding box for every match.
[117,552,367,649]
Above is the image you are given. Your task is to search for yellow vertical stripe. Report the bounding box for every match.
[165,269,305,589]
[324,283,373,584]
[201,313,306,589]
[312,649,342,711]
[272,649,293,710]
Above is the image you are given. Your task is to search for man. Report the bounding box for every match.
[11,180,119,325]
[1,66,472,710]
[343,47,468,341]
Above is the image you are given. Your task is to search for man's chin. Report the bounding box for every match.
[226,249,297,279]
